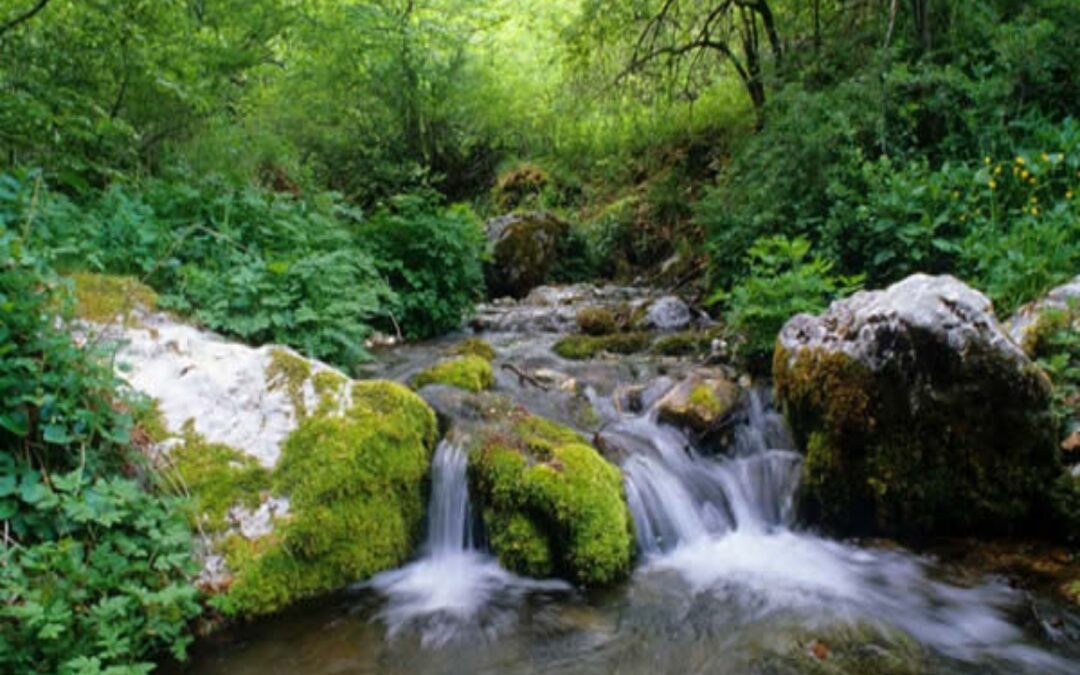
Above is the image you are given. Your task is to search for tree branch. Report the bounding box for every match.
[0,0,52,38]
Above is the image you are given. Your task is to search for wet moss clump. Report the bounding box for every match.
[774,338,1060,537]
[69,272,157,325]
[553,332,652,360]
[447,337,497,362]
[266,349,313,417]
[650,328,722,357]
[411,355,495,392]
[217,381,438,617]
[467,410,635,586]
[576,307,617,336]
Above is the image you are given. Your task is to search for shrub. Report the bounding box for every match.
[715,235,862,371]
[358,193,486,340]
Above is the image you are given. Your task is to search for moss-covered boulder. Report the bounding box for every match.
[774,274,1060,537]
[1008,274,1080,353]
[485,212,570,298]
[467,410,635,586]
[219,380,437,616]
[83,300,440,618]
[656,371,741,435]
[411,355,494,392]
[70,272,158,325]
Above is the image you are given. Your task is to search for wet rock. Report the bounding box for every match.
[656,371,741,435]
[615,376,677,414]
[775,273,1060,537]
[1008,274,1080,351]
[467,410,634,586]
[485,212,570,299]
[640,295,693,331]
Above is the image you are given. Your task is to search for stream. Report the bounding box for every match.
[176,285,1080,675]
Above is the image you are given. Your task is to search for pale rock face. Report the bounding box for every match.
[779,273,1025,371]
[1008,274,1080,348]
[100,309,346,468]
[642,296,693,332]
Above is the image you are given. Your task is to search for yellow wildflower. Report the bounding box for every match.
[1016,156,1026,165]
[1021,169,1030,179]
[984,156,992,165]
[1031,207,1039,216]
[1068,191,1074,200]
[1041,152,1050,162]
[994,165,1003,175]
[988,179,997,190]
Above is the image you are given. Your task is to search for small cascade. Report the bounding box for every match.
[618,389,802,555]
[368,441,567,646]
[422,441,475,557]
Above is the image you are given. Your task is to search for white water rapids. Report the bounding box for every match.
[361,389,1073,672]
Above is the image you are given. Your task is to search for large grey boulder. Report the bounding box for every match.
[774,274,1059,537]
[484,212,570,299]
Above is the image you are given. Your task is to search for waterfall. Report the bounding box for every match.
[423,441,475,557]
[618,389,802,555]
[369,440,567,646]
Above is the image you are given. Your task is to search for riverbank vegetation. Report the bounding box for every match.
[3,0,1080,671]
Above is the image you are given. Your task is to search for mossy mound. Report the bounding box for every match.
[446,337,497,361]
[650,327,723,357]
[774,275,1061,537]
[216,380,438,617]
[467,410,634,586]
[411,355,495,393]
[492,162,550,211]
[69,272,157,325]
[576,307,617,336]
[553,332,652,360]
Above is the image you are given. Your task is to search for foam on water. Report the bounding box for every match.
[368,441,568,647]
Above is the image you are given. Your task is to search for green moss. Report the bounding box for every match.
[650,328,722,357]
[576,307,617,336]
[468,410,634,586]
[553,332,652,360]
[774,339,1060,537]
[220,380,438,617]
[266,349,313,418]
[311,370,347,417]
[447,337,497,361]
[169,423,271,534]
[132,397,169,444]
[411,355,494,392]
[69,272,157,325]
[688,384,723,418]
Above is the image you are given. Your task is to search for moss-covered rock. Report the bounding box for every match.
[69,272,157,325]
[485,212,570,298]
[217,380,438,616]
[411,355,495,393]
[446,337,497,361]
[576,307,617,336]
[553,332,652,360]
[656,372,741,435]
[650,327,723,357]
[775,274,1061,537]
[467,410,635,586]
[492,163,550,211]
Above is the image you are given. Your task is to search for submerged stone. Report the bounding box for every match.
[774,274,1060,537]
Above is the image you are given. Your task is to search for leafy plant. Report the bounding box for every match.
[358,193,486,340]
[713,235,862,371]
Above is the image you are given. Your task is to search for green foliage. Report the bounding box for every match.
[0,206,200,672]
[358,193,486,339]
[716,236,862,370]
[1030,303,1080,444]
[0,472,201,675]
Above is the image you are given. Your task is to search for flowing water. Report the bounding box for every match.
[177,288,1080,675]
